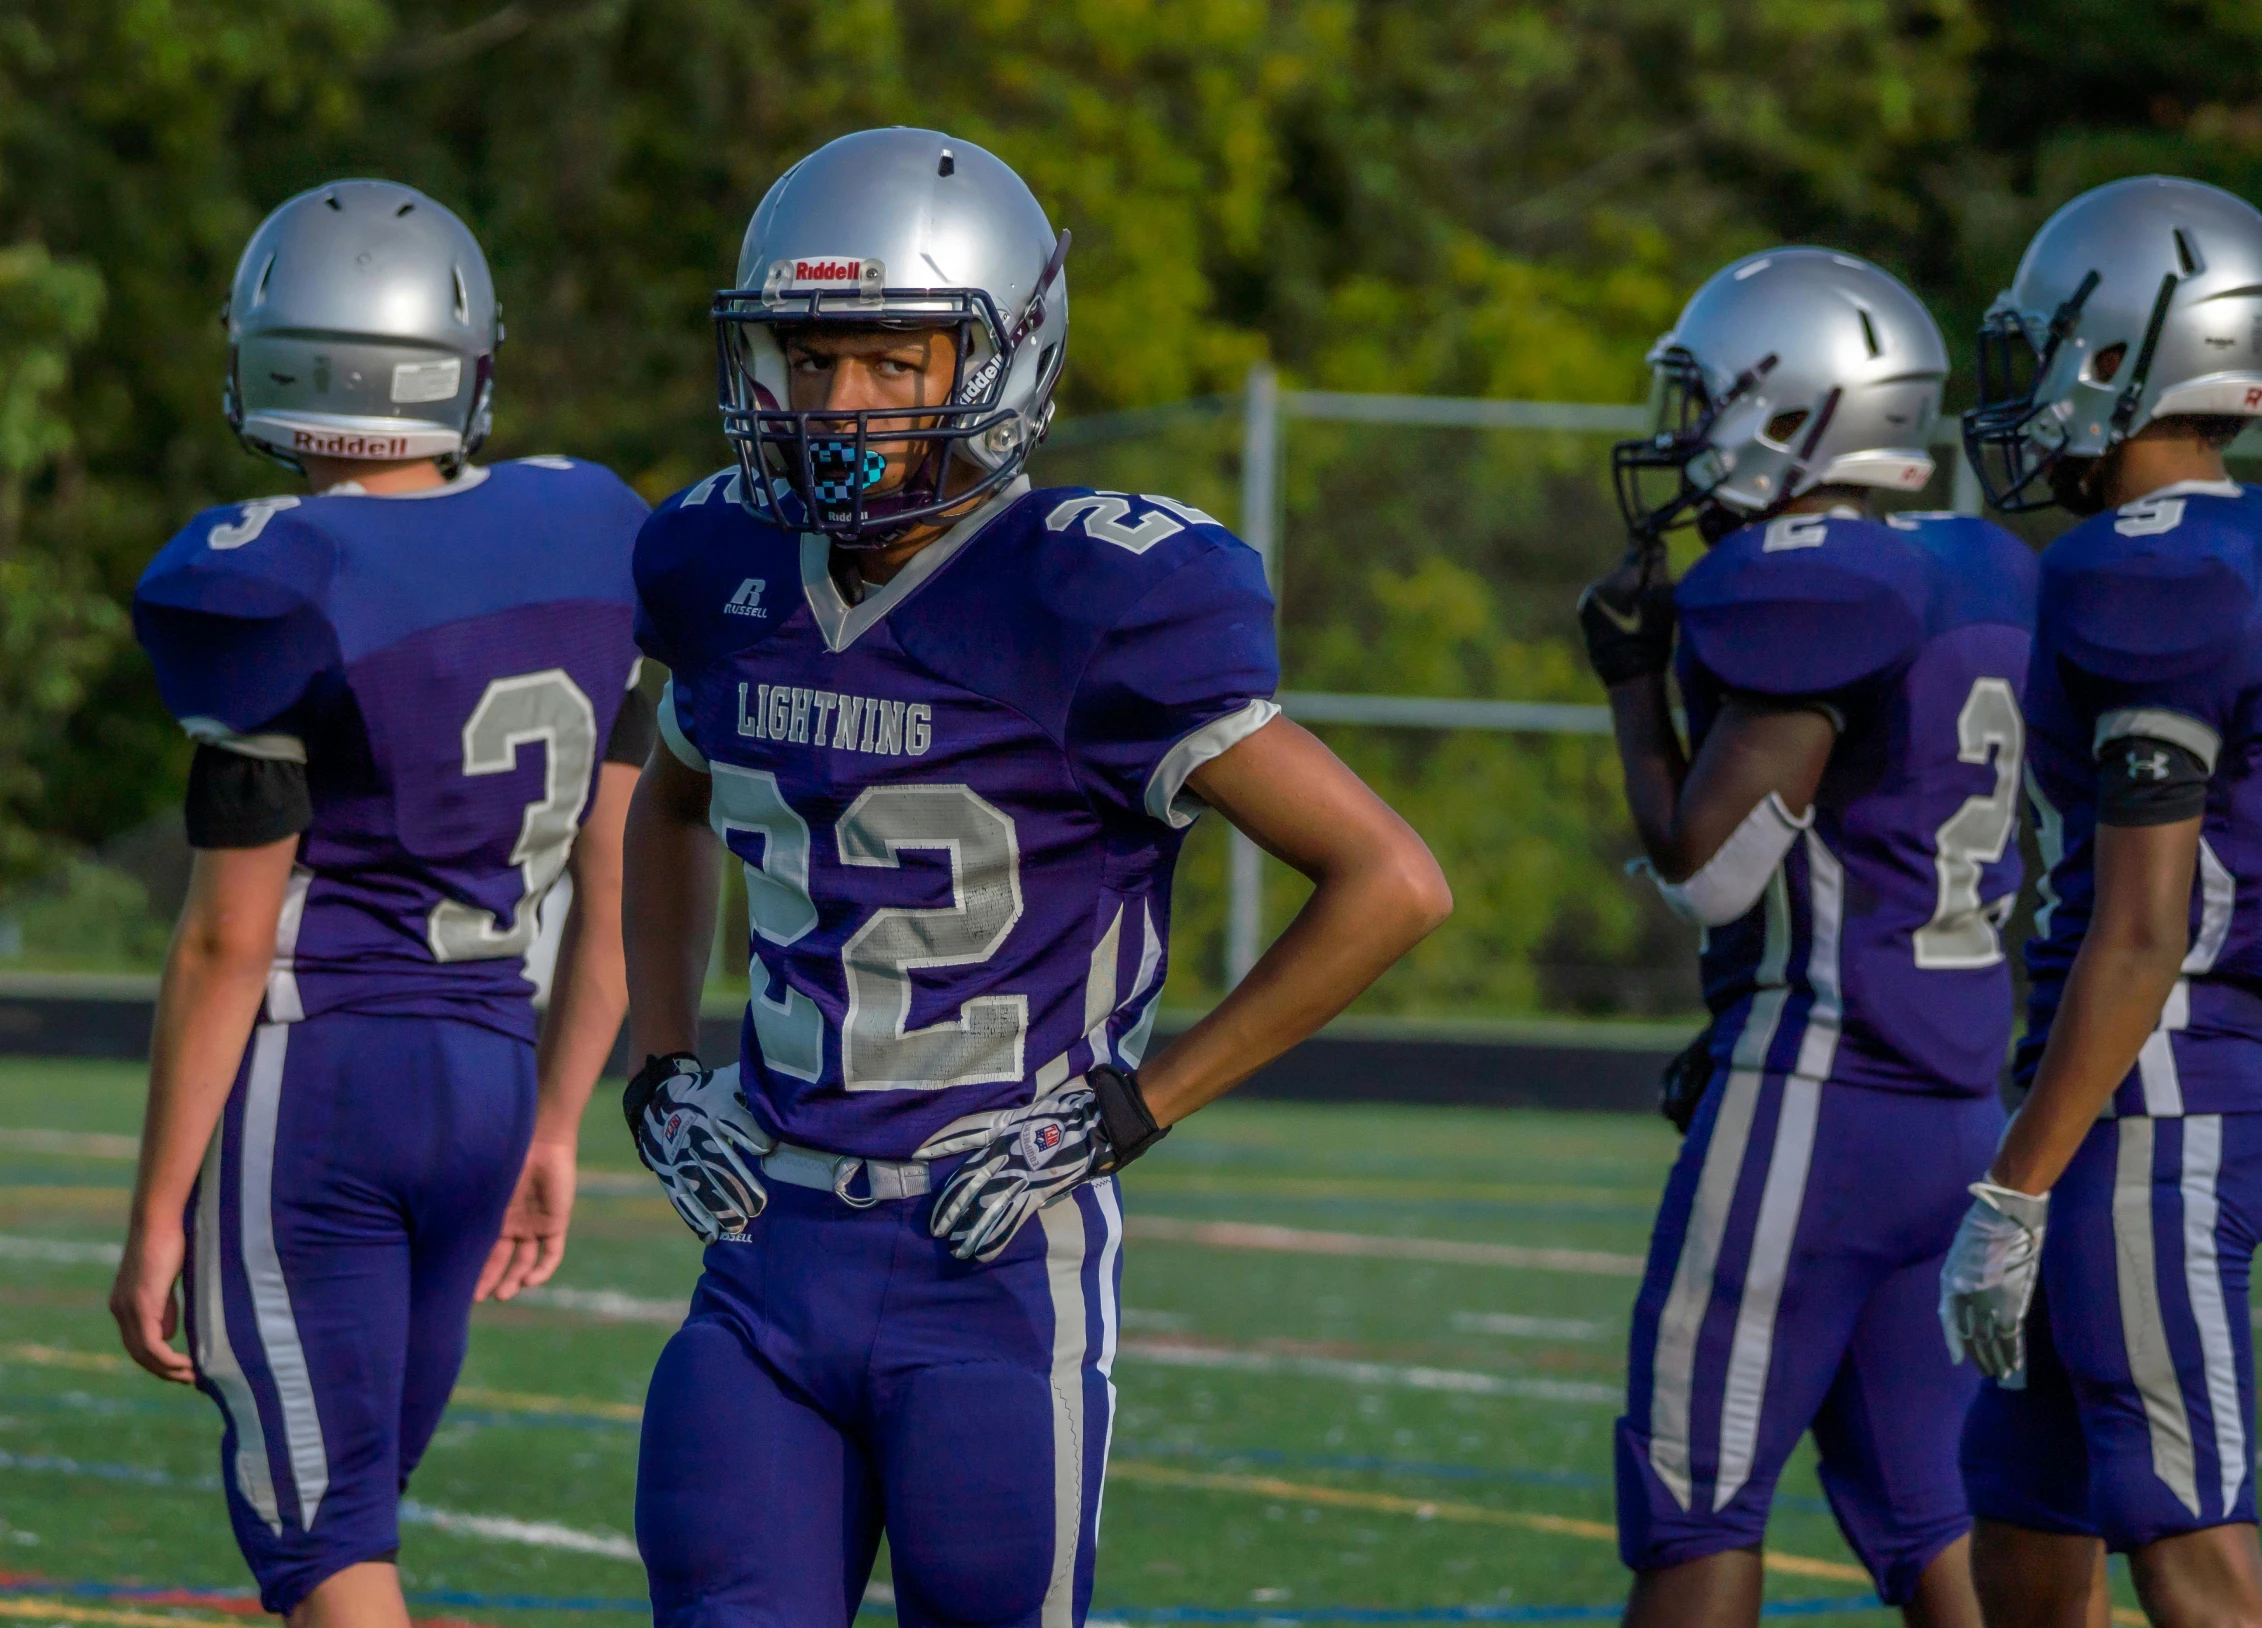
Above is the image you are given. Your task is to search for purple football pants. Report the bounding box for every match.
[1964,1110,2262,1550]
[183,1012,534,1612]
[636,1173,1124,1628]
[1617,1069,2002,1603]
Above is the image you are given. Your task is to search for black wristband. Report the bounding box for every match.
[624,1052,702,1141]
[1088,1064,1168,1172]
[2098,734,2209,827]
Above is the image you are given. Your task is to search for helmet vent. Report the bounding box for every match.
[2174,228,2202,275]
[453,266,470,325]
[252,253,277,309]
[938,149,955,177]
[395,201,416,217]
[1857,308,1882,358]
[323,193,341,211]
[1765,409,1810,445]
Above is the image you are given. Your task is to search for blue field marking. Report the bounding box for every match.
[0,1576,1886,1622]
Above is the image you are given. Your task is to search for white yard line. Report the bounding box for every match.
[508,1284,685,1323]
[398,1499,640,1560]
[0,1234,121,1266]
[1126,1217,1646,1277]
[1115,1339,1618,1405]
[1452,1312,1607,1341]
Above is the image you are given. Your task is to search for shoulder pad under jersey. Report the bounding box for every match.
[133,496,342,736]
[2041,482,2262,682]
[1676,513,1929,697]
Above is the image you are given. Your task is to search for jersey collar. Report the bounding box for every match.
[799,475,1031,653]
[2128,477,2243,504]
[318,465,492,500]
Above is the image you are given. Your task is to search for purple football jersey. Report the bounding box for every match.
[135,458,648,1041]
[634,473,1279,1158]
[2021,479,2262,1115]
[1676,509,2037,1097]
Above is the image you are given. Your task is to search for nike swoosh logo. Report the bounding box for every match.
[1590,597,1644,635]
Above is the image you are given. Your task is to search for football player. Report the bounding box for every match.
[108,181,652,1626]
[1581,249,2035,1628]
[621,128,1452,1626]
[1944,176,2262,1628]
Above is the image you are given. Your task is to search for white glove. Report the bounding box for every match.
[626,1059,774,1243]
[1939,1180,2050,1389]
[915,1087,1108,1263]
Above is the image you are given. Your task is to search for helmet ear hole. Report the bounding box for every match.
[2092,342,2127,384]
[1764,409,1810,445]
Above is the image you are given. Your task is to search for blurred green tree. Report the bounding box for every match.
[3,0,2255,1010]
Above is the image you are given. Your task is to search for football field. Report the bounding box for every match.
[0,1058,2132,1626]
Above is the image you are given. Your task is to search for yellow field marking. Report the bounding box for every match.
[451,1385,642,1422]
[1107,1461,1870,1584]
[1125,1216,1646,1277]
[0,1190,127,1210]
[0,1599,243,1628]
[0,1343,129,1374]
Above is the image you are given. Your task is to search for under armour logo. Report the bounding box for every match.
[2130,749,2172,782]
[725,578,768,619]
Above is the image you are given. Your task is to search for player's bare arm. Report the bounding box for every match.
[622,747,720,1061]
[1135,718,1449,1125]
[111,836,298,1382]
[1990,816,2200,1198]
[479,757,641,1302]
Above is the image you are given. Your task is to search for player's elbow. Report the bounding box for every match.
[1376,834,1454,941]
[171,904,279,979]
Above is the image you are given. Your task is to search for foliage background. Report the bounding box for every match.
[4,0,2259,1009]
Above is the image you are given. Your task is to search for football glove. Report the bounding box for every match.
[1939,1180,2050,1389]
[1576,542,1676,687]
[1657,1022,1717,1136]
[915,1064,1168,1263]
[623,1054,775,1243]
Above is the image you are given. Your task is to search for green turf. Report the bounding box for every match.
[0,1059,2130,1625]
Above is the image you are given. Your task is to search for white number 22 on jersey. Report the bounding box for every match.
[707,775,1028,1091]
[427,670,599,962]
[1914,676,2024,969]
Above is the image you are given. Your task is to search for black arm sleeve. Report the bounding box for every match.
[606,685,657,766]
[183,745,312,850]
[2097,734,2210,827]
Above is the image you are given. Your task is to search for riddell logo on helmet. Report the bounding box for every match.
[793,259,865,284]
[291,428,410,457]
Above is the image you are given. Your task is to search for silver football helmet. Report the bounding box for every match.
[1614,248,1946,540]
[714,127,1069,545]
[1965,175,2262,512]
[224,179,500,473]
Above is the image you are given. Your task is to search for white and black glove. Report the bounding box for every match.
[1939,1180,2050,1389]
[624,1054,774,1243]
[915,1064,1169,1263]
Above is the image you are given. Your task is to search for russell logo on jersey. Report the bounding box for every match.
[725,579,768,619]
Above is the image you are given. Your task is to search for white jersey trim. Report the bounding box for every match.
[657,678,709,772]
[1145,698,1281,829]
[798,476,1032,654]
[179,719,308,764]
[2096,708,2221,775]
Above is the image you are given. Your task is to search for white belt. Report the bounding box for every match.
[762,1138,930,1208]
